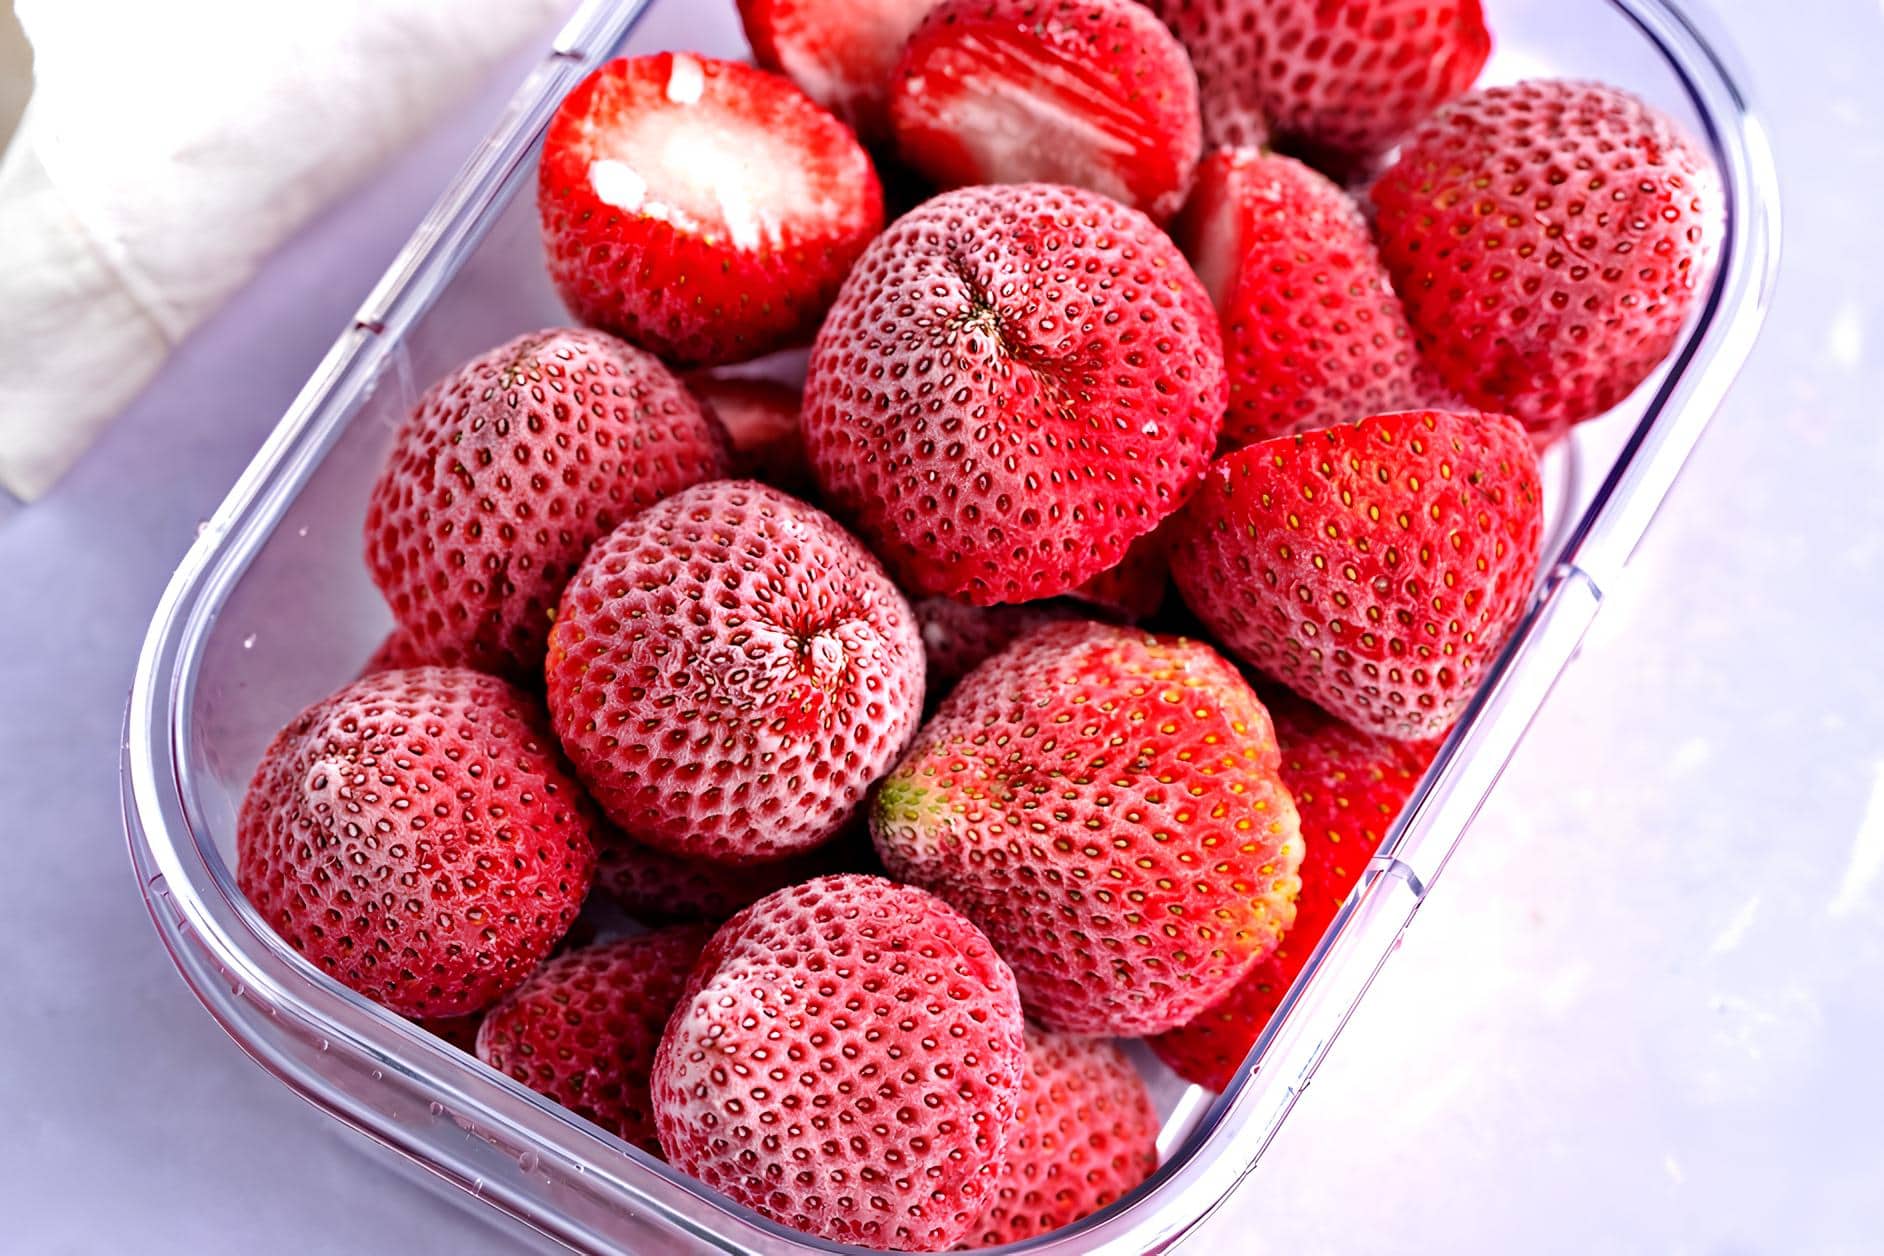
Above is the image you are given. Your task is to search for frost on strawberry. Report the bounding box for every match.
[477,927,712,1156]
[236,667,598,1019]
[873,621,1303,1036]
[888,0,1203,221]
[1171,409,1544,740]
[963,1027,1162,1248]
[650,874,1027,1251]
[546,481,925,865]
[803,183,1225,606]
[538,53,884,366]
[1151,695,1434,1091]
[1371,79,1723,436]
[364,328,729,680]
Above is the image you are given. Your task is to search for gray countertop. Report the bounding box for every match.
[3,2,1880,1251]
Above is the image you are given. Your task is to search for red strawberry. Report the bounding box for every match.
[538,54,885,367]
[873,621,1303,1035]
[913,597,1086,701]
[1146,0,1490,170]
[236,667,598,1019]
[888,0,1202,221]
[737,0,941,142]
[1170,409,1543,740]
[964,1027,1161,1248]
[364,328,729,680]
[1175,149,1428,448]
[1150,695,1433,1090]
[546,481,925,864]
[1370,80,1722,436]
[476,926,712,1155]
[685,374,817,500]
[651,874,1027,1252]
[803,182,1226,606]
[593,825,872,925]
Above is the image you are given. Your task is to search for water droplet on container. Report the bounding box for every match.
[317,1038,329,1052]
[230,982,244,998]
[518,1151,539,1174]
[428,1101,445,1117]
[241,634,257,650]
[296,525,309,537]
[194,520,212,537]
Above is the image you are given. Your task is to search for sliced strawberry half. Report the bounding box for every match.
[737,0,941,142]
[538,53,884,367]
[888,0,1202,221]
[1175,149,1429,448]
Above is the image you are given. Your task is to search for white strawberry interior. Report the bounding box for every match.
[580,54,841,251]
[1182,170,1242,314]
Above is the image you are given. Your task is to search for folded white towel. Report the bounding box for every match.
[0,0,571,501]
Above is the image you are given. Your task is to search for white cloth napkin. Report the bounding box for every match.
[0,0,571,501]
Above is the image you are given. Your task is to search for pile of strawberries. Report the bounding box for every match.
[237,0,1721,1249]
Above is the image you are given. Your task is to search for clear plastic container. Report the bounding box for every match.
[122,1,1779,1250]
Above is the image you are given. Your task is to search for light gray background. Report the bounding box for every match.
[2,1,1880,1252]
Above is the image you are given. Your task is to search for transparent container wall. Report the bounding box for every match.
[131,0,1774,1251]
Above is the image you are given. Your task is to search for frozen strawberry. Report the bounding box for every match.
[546,480,924,864]
[236,667,598,1019]
[1175,149,1427,448]
[364,329,729,680]
[1150,695,1432,1090]
[1371,80,1722,436]
[738,0,941,142]
[651,874,1027,1251]
[685,374,817,499]
[888,0,1202,221]
[964,1027,1161,1248]
[538,53,885,367]
[803,183,1226,606]
[359,625,431,676]
[873,621,1303,1035]
[1146,0,1490,170]
[1171,409,1543,740]
[913,597,1085,701]
[593,825,870,924]
[476,926,711,1155]
[1066,525,1169,621]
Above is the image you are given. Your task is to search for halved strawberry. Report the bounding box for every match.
[888,0,1202,220]
[737,0,941,142]
[1150,695,1434,1090]
[685,374,817,500]
[1147,0,1490,172]
[539,54,884,367]
[1371,79,1722,436]
[1176,149,1429,448]
[1170,409,1543,740]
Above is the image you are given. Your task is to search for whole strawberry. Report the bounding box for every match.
[363,328,729,680]
[873,621,1303,1036]
[546,481,925,864]
[1151,696,1434,1091]
[1371,80,1722,437]
[965,1027,1161,1247]
[1175,150,1429,447]
[913,596,1085,703]
[1147,0,1490,168]
[651,874,1027,1252]
[1066,526,1169,621]
[737,0,942,142]
[685,374,818,500]
[888,0,1202,221]
[804,183,1226,606]
[237,667,597,1019]
[1171,409,1543,740]
[593,825,873,925]
[538,53,884,367]
[476,926,712,1155]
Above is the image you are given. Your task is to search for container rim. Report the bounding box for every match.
[124,0,1780,1251]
